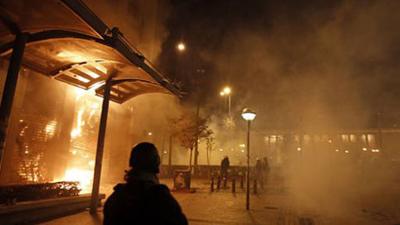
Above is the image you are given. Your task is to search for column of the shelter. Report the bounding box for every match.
[90,78,112,214]
[0,67,28,184]
[0,33,28,171]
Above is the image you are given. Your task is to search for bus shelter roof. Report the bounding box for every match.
[0,0,180,103]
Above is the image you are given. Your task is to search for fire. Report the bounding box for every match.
[58,87,100,194]
[44,120,57,140]
[56,51,87,63]
[62,168,93,193]
[70,108,84,139]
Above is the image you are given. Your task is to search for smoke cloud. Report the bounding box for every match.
[206,1,400,131]
[168,0,400,219]
[83,0,171,61]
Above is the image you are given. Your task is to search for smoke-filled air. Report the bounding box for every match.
[0,1,399,225]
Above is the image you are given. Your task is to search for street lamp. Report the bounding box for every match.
[223,86,231,95]
[220,86,232,116]
[177,42,186,52]
[241,108,256,210]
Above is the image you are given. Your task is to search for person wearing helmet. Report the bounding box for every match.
[220,156,230,179]
[103,142,188,225]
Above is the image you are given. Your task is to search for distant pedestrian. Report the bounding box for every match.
[104,142,188,225]
[220,156,230,179]
[255,159,264,189]
[262,157,270,186]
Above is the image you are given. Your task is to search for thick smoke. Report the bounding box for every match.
[80,0,188,186]
[189,0,400,219]
[83,0,170,61]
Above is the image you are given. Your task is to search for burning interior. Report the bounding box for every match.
[0,0,179,196]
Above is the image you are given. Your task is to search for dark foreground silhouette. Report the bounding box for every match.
[104,142,188,225]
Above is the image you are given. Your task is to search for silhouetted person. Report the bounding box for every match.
[255,159,264,189]
[220,156,230,179]
[103,142,188,225]
[262,157,270,186]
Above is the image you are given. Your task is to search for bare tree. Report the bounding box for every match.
[172,112,212,173]
[205,135,215,167]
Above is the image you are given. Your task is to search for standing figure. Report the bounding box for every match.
[220,156,230,179]
[262,157,270,187]
[255,159,264,189]
[104,142,188,225]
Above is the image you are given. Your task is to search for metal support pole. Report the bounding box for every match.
[377,112,383,150]
[160,132,166,166]
[246,120,251,210]
[90,78,112,214]
[188,148,193,172]
[0,33,28,172]
[228,95,231,117]
[168,135,173,177]
[232,178,236,193]
[253,179,257,194]
[224,95,228,112]
[210,176,214,192]
[193,99,200,174]
[223,176,227,189]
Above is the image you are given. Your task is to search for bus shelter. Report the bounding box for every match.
[0,0,179,213]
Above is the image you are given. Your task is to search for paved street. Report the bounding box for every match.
[41,177,299,225]
[41,176,400,225]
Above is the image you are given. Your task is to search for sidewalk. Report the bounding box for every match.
[41,178,299,225]
[171,179,296,225]
[40,175,400,225]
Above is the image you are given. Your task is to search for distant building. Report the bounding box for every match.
[260,128,400,166]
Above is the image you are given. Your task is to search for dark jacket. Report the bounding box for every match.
[103,178,188,225]
[221,158,230,171]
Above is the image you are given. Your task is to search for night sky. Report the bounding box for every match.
[158,0,400,130]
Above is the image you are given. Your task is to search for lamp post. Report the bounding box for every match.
[175,41,200,174]
[220,86,232,116]
[241,108,256,210]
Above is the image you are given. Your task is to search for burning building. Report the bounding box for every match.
[0,0,180,205]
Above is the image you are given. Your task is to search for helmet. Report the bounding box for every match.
[129,142,160,173]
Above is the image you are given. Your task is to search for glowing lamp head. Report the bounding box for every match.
[223,86,232,95]
[220,91,225,96]
[241,108,256,121]
[177,42,186,51]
